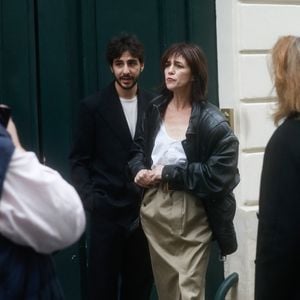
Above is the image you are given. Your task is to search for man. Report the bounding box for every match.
[69,33,153,300]
[0,118,86,299]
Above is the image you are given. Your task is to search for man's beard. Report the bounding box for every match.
[115,76,138,90]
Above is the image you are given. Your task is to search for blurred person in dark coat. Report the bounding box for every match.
[255,35,300,300]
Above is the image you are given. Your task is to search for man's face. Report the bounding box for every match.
[110,51,144,90]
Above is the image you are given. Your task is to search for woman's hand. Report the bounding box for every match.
[134,169,154,188]
[134,165,164,188]
[150,165,163,182]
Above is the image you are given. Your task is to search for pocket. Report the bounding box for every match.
[141,188,157,207]
[91,191,111,213]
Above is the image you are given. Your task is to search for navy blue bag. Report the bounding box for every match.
[0,235,64,300]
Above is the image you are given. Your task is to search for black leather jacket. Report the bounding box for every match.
[129,95,240,256]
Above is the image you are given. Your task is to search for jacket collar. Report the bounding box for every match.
[153,95,206,136]
[98,82,143,147]
[187,101,206,135]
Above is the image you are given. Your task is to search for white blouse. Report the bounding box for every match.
[151,123,187,168]
[0,148,86,254]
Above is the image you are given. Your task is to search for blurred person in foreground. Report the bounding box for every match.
[255,35,300,300]
[129,43,240,300]
[0,117,86,299]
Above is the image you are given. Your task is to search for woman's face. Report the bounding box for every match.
[164,54,193,93]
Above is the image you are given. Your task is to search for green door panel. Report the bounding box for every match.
[35,0,83,172]
[34,1,85,300]
[0,0,39,152]
[187,0,219,103]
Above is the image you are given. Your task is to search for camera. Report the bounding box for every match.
[0,104,11,127]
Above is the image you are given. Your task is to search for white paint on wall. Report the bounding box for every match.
[240,102,276,149]
[239,54,274,99]
[225,206,258,300]
[216,0,238,109]
[239,152,264,206]
[239,3,300,50]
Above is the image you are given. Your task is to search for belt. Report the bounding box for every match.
[160,182,173,193]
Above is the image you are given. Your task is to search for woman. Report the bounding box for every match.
[255,36,300,300]
[129,43,239,300]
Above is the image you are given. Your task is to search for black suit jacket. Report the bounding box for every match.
[69,82,153,226]
[255,116,300,299]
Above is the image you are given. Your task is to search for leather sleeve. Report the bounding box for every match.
[128,111,148,178]
[162,121,240,199]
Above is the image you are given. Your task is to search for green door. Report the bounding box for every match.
[0,0,222,299]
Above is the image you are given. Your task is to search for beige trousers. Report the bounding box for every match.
[141,187,212,300]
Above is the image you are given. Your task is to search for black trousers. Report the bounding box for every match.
[87,216,153,300]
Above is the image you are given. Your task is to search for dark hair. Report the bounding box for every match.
[160,43,208,102]
[106,33,144,66]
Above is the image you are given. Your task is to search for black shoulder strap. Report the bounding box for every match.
[0,125,15,198]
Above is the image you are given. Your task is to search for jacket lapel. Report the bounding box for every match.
[134,89,148,140]
[98,83,133,147]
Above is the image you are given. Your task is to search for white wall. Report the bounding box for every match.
[216,0,300,299]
